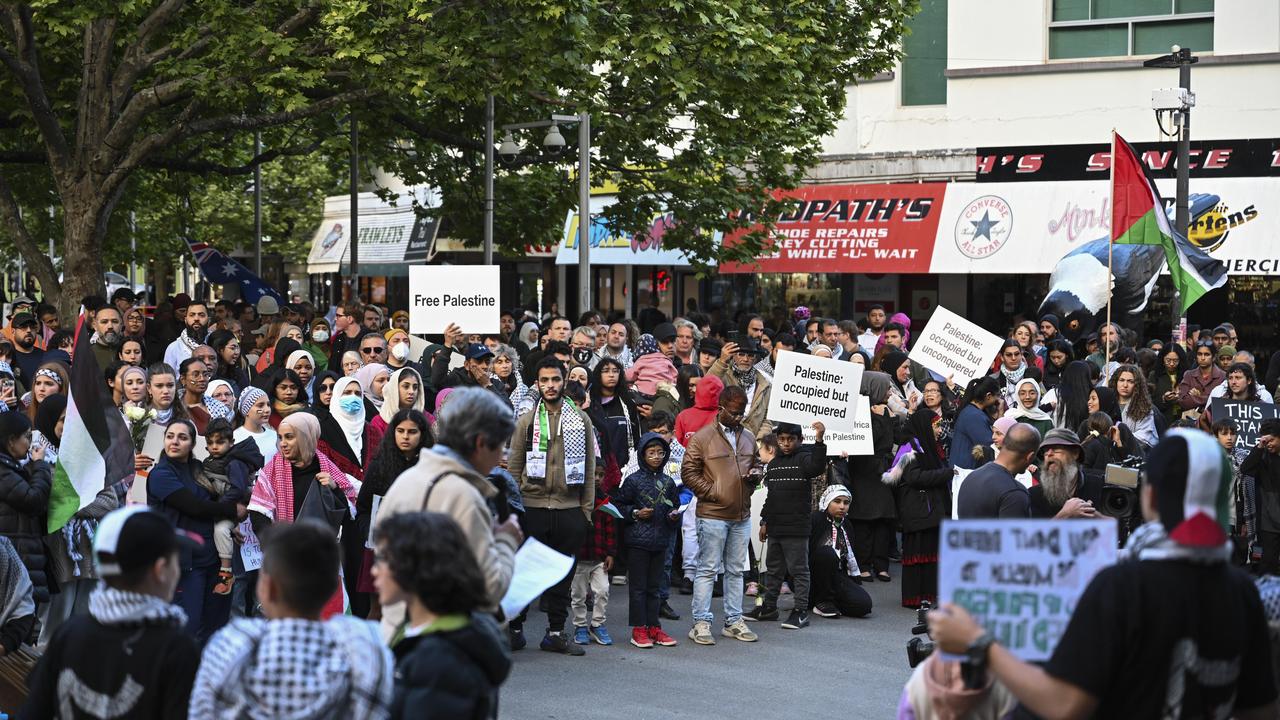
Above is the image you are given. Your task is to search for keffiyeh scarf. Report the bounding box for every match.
[89,585,186,627]
[1122,520,1232,564]
[533,397,588,485]
[0,537,33,627]
[249,450,356,524]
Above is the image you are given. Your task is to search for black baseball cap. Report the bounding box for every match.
[110,287,137,303]
[653,322,677,342]
[94,507,201,577]
[11,313,37,328]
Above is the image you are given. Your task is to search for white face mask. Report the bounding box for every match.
[312,329,330,343]
[391,342,409,361]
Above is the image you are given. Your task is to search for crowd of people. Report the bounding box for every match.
[0,285,1274,717]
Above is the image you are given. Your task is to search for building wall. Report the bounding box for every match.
[822,0,1280,161]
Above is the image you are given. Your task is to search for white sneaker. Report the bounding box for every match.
[688,621,715,645]
[721,620,759,642]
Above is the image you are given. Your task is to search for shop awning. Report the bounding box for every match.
[305,188,442,276]
[557,196,701,266]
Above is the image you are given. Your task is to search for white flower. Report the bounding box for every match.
[145,409,157,421]
[123,406,145,422]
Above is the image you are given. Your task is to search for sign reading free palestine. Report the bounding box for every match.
[409,265,500,334]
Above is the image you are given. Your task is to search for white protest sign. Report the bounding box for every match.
[909,305,1004,385]
[500,537,575,620]
[238,519,263,571]
[802,395,874,456]
[409,265,500,335]
[939,519,1117,661]
[766,350,863,432]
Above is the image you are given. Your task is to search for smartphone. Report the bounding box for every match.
[726,331,742,344]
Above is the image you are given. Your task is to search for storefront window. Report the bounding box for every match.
[636,268,675,320]
[711,273,842,320]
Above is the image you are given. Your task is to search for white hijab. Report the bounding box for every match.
[1004,378,1053,423]
[380,367,426,426]
[329,376,365,459]
[518,321,540,350]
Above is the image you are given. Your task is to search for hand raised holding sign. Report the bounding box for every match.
[812,421,825,444]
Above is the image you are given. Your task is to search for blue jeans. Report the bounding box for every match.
[658,531,678,601]
[692,517,750,625]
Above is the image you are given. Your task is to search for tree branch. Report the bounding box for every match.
[182,87,379,136]
[389,111,484,152]
[0,6,71,180]
[0,170,59,297]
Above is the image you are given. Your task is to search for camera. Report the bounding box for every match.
[906,601,935,668]
[1102,456,1145,542]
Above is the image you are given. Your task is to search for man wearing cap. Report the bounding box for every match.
[23,507,201,719]
[1028,429,1103,520]
[929,429,1278,719]
[432,325,505,400]
[709,338,773,437]
[255,295,279,325]
[956,423,1040,519]
[652,322,681,365]
[9,311,45,389]
[1,296,36,348]
[1216,344,1238,374]
[111,287,137,318]
[163,299,210,373]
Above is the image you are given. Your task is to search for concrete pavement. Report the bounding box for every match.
[501,576,919,719]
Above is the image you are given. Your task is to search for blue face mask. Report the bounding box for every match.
[338,395,363,415]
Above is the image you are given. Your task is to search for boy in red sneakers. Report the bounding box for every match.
[613,433,682,648]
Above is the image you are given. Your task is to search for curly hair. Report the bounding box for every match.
[1108,363,1152,424]
[372,511,486,615]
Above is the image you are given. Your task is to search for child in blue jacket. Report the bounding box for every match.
[614,432,682,649]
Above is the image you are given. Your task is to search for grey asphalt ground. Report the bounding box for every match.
[501,575,918,719]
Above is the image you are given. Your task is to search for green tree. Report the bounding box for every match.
[0,0,913,319]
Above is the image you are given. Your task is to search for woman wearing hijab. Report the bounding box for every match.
[267,367,308,429]
[885,408,954,609]
[369,367,426,454]
[1004,378,1054,437]
[248,412,357,618]
[517,321,541,353]
[310,370,340,417]
[285,349,317,402]
[318,376,376,482]
[354,362,391,422]
[846,372,898,583]
[147,418,245,639]
[205,379,237,421]
[882,350,919,418]
[0,411,52,625]
[990,339,1043,411]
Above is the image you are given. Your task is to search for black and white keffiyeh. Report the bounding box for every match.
[0,537,33,628]
[189,616,393,720]
[534,397,587,485]
[89,586,186,628]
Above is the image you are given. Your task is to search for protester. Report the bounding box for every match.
[373,512,511,719]
[683,385,759,645]
[885,409,954,608]
[1178,340,1225,415]
[357,409,432,603]
[24,507,200,719]
[949,377,998,470]
[233,386,278,461]
[1109,363,1159,448]
[163,300,210,372]
[808,485,873,619]
[928,429,1278,719]
[267,367,308,428]
[627,333,678,397]
[1029,429,1103,520]
[191,520,395,718]
[847,373,897,582]
[0,411,53,611]
[1004,378,1053,437]
[200,419,264,596]
[613,432,682,648]
[1245,420,1280,576]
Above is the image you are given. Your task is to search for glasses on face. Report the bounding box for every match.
[722,408,746,419]
[362,346,384,355]
[189,370,212,379]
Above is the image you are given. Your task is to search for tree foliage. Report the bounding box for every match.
[0,0,914,317]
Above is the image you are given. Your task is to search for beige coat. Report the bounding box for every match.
[709,357,773,437]
[374,450,518,639]
[509,401,596,521]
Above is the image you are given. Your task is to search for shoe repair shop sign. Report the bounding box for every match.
[938,519,1117,661]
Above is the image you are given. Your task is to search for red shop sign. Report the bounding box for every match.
[720,183,946,274]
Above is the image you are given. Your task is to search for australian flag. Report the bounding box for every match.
[183,238,284,303]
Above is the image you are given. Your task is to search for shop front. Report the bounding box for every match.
[558,196,701,321]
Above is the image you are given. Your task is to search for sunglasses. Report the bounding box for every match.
[361,347,384,354]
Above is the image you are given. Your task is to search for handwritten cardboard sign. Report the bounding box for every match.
[910,306,1004,385]
[1210,398,1280,449]
[939,518,1117,661]
[766,350,863,432]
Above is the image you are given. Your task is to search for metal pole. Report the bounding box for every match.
[349,116,360,299]
[254,131,263,276]
[484,94,495,266]
[129,212,136,290]
[577,111,591,314]
[1174,48,1193,338]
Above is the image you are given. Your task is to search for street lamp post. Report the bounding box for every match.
[498,113,592,315]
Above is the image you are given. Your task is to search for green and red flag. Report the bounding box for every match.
[47,314,136,532]
[1110,131,1227,310]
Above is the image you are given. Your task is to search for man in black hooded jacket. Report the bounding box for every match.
[746,421,825,629]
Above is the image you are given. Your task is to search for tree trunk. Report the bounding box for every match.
[55,192,109,324]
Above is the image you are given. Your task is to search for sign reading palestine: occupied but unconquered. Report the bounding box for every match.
[766,350,863,432]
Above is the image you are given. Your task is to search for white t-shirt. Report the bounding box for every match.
[234,425,279,465]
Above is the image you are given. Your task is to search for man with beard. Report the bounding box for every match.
[709,338,773,437]
[1028,429,1103,519]
[597,322,633,369]
[163,300,210,372]
[90,305,125,373]
[857,305,886,350]
[9,313,45,389]
[755,332,795,382]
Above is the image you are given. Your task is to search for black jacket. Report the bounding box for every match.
[430,352,508,408]
[390,613,512,720]
[893,452,953,534]
[22,612,200,719]
[1244,447,1280,534]
[846,411,896,521]
[761,441,828,537]
[809,510,857,573]
[614,433,681,551]
[0,453,52,603]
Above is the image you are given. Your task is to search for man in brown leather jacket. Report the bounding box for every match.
[681,385,761,646]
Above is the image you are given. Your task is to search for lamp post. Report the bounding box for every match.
[498,113,592,314]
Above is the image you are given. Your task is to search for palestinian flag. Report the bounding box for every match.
[47,314,136,532]
[1111,131,1227,310]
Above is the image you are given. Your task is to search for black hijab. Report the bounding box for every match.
[35,393,67,448]
[907,408,946,471]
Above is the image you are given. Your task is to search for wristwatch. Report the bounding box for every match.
[961,632,995,689]
[632,509,640,519]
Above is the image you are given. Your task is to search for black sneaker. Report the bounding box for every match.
[679,577,694,595]
[744,605,779,622]
[781,610,809,629]
[508,625,527,650]
[811,602,840,618]
[540,631,586,656]
[659,601,682,620]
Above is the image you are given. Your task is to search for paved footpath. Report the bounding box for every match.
[501,577,918,719]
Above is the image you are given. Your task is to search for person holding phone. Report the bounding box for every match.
[1244,420,1280,576]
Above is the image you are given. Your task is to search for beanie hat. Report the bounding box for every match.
[819,484,851,511]
[238,386,268,416]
